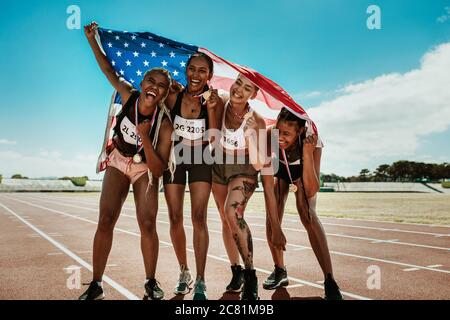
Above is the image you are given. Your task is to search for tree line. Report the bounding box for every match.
[322,161,450,183]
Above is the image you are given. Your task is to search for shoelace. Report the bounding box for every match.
[194,281,206,294]
[178,270,190,283]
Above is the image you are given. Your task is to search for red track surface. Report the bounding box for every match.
[0,193,449,300]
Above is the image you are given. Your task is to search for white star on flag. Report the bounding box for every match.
[126,60,132,66]
[107,42,112,48]
[131,35,136,40]
[159,43,164,48]
[124,42,129,48]
[151,51,156,57]
[169,52,175,58]
[143,60,149,67]
[133,51,139,57]
[161,60,168,67]
[119,70,124,75]
[180,61,186,67]
[130,79,134,83]
[115,36,120,40]
[116,51,122,57]
[141,42,146,48]
[173,70,179,76]
[136,70,142,76]
[111,60,116,66]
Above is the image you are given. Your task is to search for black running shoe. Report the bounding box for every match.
[78,281,104,300]
[263,266,289,290]
[144,279,164,300]
[241,269,259,300]
[226,264,244,293]
[324,274,343,300]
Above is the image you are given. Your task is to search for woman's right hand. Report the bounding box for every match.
[271,227,287,251]
[84,21,98,41]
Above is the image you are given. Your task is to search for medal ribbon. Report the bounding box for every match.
[135,97,158,155]
[281,148,295,186]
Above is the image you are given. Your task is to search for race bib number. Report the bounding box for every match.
[120,116,142,146]
[221,129,246,150]
[174,115,206,140]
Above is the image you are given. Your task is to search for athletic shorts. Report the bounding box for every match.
[212,162,259,186]
[106,148,148,184]
[163,143,212,185]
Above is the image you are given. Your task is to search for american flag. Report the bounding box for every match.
[95,28,318,172]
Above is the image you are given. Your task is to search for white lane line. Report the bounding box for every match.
[25,196,450,252]
[292,247,309,251]
[48,252,64,256]
[403,268,420,272]
[30,194,450,234]
[18,195,450,275]
[426,264,443,268]
[244,213,450,237]
[371,239,399,244]
[286,284,304,289]
[0,201,139,301]
[4,195,371,300]
[317,215,450,229]
[316,280,324,284]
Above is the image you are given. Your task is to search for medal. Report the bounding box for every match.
[282,149,298,192]
[289,184,298,193]
[133,154,142,164]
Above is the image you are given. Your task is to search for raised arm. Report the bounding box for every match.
[84,22,133,103]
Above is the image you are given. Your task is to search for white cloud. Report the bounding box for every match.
[308,42,450,176]
[0,139,17,145]
[437,6,450,23]
[0,150,102,179]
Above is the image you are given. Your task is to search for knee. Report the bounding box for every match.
[97,212,117,233]
[224,210,239,231]
[140,218,156,235]
[191,210,207,229]
[300,213,319,231]
[168,211,183,228]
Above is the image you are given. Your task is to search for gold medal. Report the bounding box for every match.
[201,90,211,100]
[289,184,298,193]
[133,154,142,164]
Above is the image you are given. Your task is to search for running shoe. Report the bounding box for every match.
[173,264,193,295]
[263,265,289,290]
[144,279,164,300]
[241,269,259,300]
[193,278,208,300]
[324,274,344,300]
[226,264,244,292]
[78,281,104,300]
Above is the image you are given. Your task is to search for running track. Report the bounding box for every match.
[0,193,449,300]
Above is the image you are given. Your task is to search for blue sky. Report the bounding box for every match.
[0,0,449,178]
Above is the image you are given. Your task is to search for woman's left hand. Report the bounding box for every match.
[244,112,258,134]
[136,119,151,138]
[303,134,318,154]
[206,87,220,111]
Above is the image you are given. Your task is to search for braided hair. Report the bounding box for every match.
[276,107,311,220]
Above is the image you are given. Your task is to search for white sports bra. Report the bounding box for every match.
[220,102,249,151]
